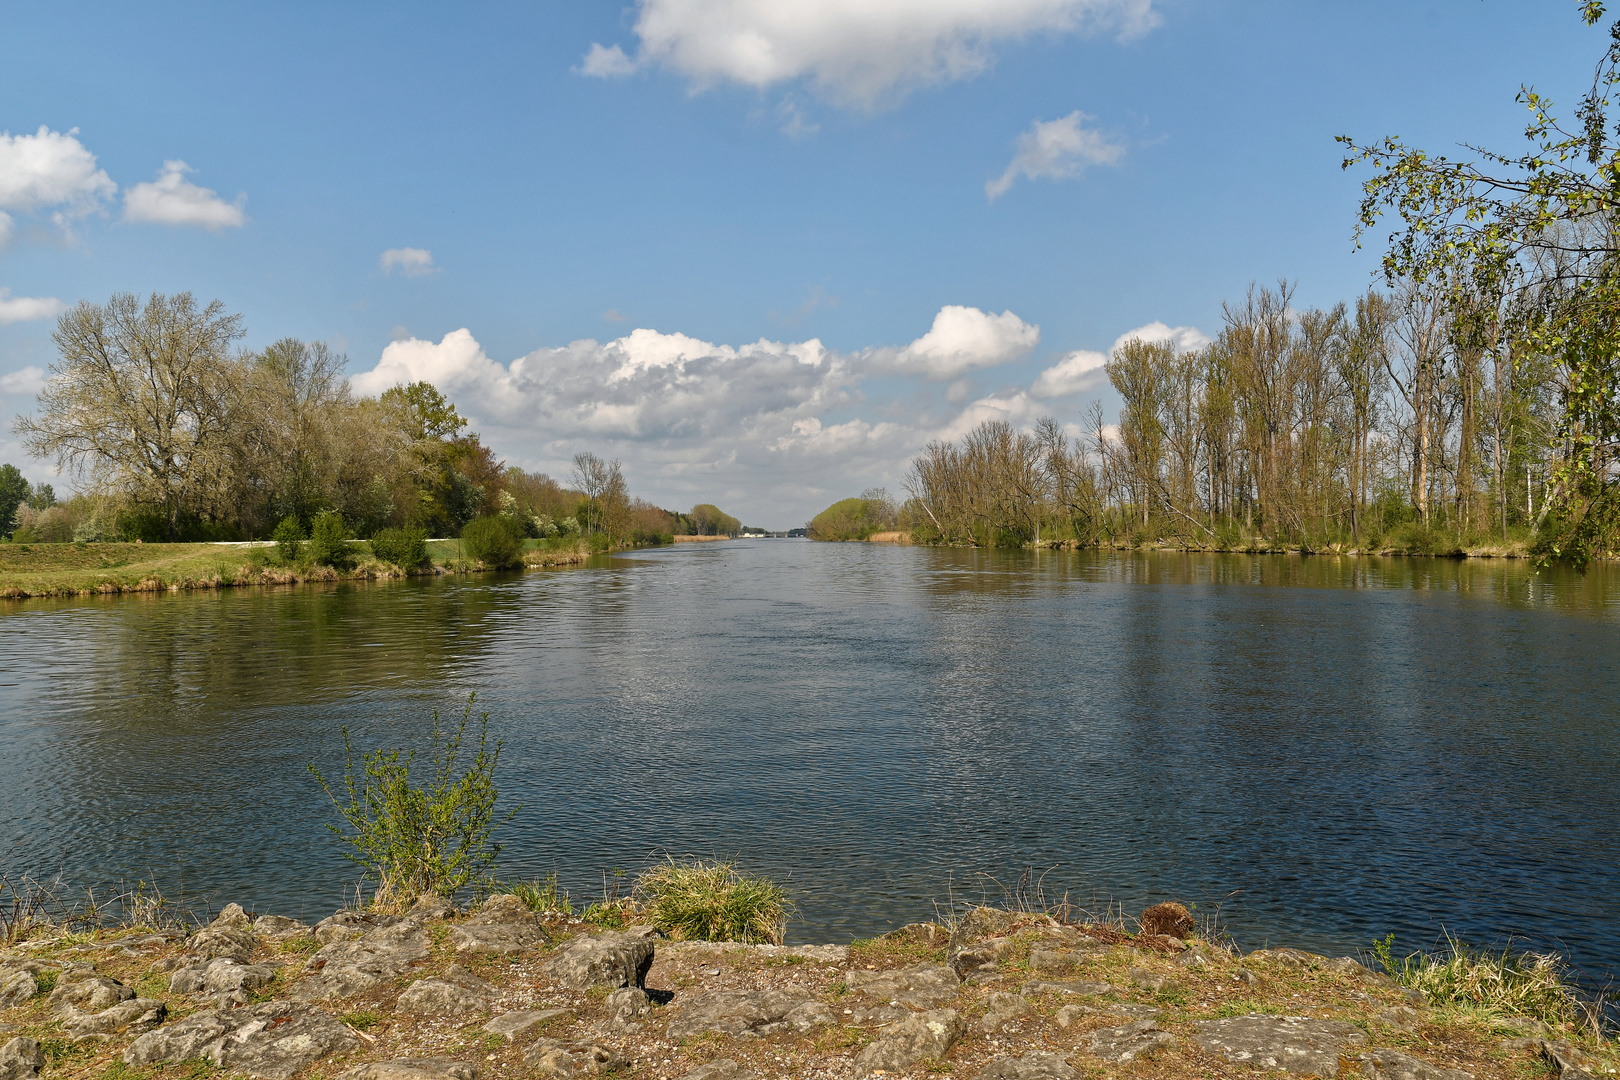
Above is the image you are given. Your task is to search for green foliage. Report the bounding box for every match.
[272,516,305,562]
[340,1010,381,1031]
[308,511,356,568]
[307,694,517,905]
[369,526,429,569]
[461,515,523,569]
[688,503,740,536]
[634,858,793,945]
[475,873,574,915]
[808,496,895,541]
[0,464,29,537]
[1372,932,1595,1032]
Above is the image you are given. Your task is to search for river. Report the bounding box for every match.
[2,540,1616,984]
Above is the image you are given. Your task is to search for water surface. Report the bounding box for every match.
[2,542,1616,983]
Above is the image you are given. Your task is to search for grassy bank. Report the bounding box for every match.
[0,537,598,600]
[833,530,1544,559]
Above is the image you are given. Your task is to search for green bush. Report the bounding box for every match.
[308,511,356,568]
[272,516,305,562]
[308,694,517,906]
[370,526,429,569]
[462,516,523,569]
[635,858,793,945]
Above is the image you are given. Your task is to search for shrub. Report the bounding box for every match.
[635,858,793,945]
[370,526,429,570]
[308,511,356,568]
[272,516,305,562]
[308,694,517,906]
[1371,932,1600,1034]
[462,515,523,569]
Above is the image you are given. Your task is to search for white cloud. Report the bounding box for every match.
[0,126,117,240]
[1031,348,1108,397]
[0,289,66,326]
[0,366,46,395]
[875,305,1039,380]
[936,389,1041,442]
[581,0,1161,107]
[380,247,437,276]
[986,111,1123,201]
[1111,320,1210,354]
[122,161,245,229]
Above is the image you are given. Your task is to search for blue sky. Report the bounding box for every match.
[0,1,1601,525]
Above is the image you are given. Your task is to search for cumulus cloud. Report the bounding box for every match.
[380,247,437,276]
[1111,320,1210,353]
[0,289,67,326]
[936,389,1043,442]
[0,126,117,242]
[0,366,46,395]
[874,305,1039,380]
[1030,348,1108,398]
[581,0,1160,107]
[122,161,245,229]
[985,111,1123,201]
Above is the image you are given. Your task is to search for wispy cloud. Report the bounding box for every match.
[0,366,47,394]
[0,288,67,326]
[380,247,437,276]
[986,111,1123,201]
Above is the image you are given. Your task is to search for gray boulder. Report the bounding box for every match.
[123,999,361,1079]
[980,991,1032,1032]
[337,1059,480,1080]
[853,1009,964,1078]
[1129,967,1173,991]
[253,916,310,942]
[1088,1019,1175,1064]
[291,917,430,1001]
[975,1052,1083,1080]
[1054,1003,1158,1028]
[605,988,651,1028]
[396,967,497,1016]
[186,906,259,964]
[666,986,813,1040]
[543,933,653,990]
[1358,1048,1473,1080]
[448,895,548,956]
[0,1037,43,1080]
[483,1009,566,1040]
[1022,979,1111,998]
[784,1000,835,1032]
[60,998,166,1041]
[679,1061,759,1080]
[522,1038,627,1077]
[1027,943,1103,978]
[0,967,41,1009]
[48,971,134,1014]
[844,963,960,1007]
[170,958,277,995]
[1194,1014,1368,1077]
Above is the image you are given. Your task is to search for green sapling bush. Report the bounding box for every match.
[272,516,305,563]
[308,511,356,568]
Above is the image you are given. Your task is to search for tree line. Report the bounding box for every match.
[4,292,737,546]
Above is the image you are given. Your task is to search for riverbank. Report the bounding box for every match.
[836,531,1546,559]
[0,894,1610,1080]
[0,539,597,600]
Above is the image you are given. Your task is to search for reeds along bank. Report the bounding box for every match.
[903,281,1565,551]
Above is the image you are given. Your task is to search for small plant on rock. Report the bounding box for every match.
[308,694,517,907]
[634,857,792,945]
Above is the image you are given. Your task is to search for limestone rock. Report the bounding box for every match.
[1089,1019,1175,1064]
[396,967,497,1016]
[0,968,40,1010]
[483,1009,566,1040]
[1378,1005,1420,1031]
[213,903,253,928]
[1358,1048,1473,1080]
[975,1052,1082,1080]
[1130,967,1173,992]
[1537,1040,1604,1078]
[124,999,361,1079]
[981,991,1032,1032]
[48,971,134,1014]
[1027,942,1103,978]
[852,1009,963,1078]
[844,963,960,1007]
[1178,948,1210,970]
[665,986,812,1040]
[679,1060,758,1080]
[292,917,430,1001]
[605,988,651,1028]
[521,1038,627,1077]
[785,1000,835,1032]
[1324,956,1377,978]
[170,958,277,995]
[951,936,1015,979]
[1246,948,1322,972]
[880,923,950,950]
[253,916,310,941]
[0,1037,43,1080]
[60,998,165,1040]
[338,1058,480,1080]
[1021,979,1111,998]
[1194,1014,1368,1077]
[1138,902,1194,939]
[448,895,548,956]
[543,933,654,990]
[313,911,387,945]
[407,895,456,921]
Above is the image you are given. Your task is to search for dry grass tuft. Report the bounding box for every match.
[634,858,793,945]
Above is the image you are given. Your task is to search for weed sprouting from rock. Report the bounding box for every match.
[308,694,517,907]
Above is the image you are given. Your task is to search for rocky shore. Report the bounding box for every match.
[1,897,1611,1080]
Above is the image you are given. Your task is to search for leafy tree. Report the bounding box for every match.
[308,510,357,568]
[26,483,55,510]
[272,515,306,563]
[461,515,523,569]
[1340,2,1620,565]
[689,503,740,536]
[14,292,246,541]
[370,526,429,569]
[0,464,28,536]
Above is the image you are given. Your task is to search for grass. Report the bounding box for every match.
[0,871,207,944]
[1372,932,1608,1037]
[475,872,575,915]
[634,858,793,945]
